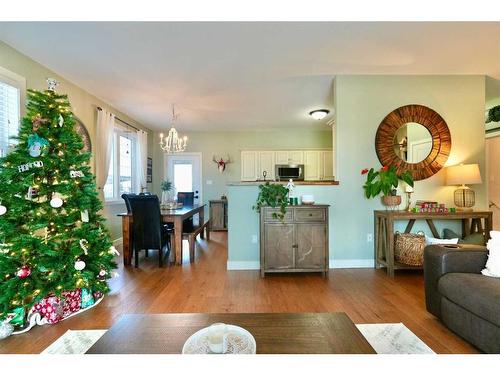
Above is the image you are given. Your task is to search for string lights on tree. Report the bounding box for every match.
[0,78,117,338]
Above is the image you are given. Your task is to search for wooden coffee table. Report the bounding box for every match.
[86,312,375,354]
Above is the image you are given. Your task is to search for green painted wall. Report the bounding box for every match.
[151,129,333,206]
[0,41,154,240]
[228,75,487,267]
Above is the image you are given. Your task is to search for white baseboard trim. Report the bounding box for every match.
[329,259,374,269]
[226,259,374,270]
[227,261,261,270]
[113,237,123,245]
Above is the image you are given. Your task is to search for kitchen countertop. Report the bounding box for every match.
[227,180,340,186]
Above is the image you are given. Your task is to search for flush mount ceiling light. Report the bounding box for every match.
[309,109,330,120]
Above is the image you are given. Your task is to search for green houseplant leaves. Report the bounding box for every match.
[253,182,289,220]
[362,166,414,199]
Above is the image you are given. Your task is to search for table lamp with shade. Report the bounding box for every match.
[446,163,482,211]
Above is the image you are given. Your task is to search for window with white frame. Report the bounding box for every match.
[104,126,137,201]
[0,69,24,157]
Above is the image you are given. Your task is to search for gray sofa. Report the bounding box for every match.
[424,244,500,353]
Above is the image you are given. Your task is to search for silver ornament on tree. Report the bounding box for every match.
[46,78,59,91]
[58,114,64,127]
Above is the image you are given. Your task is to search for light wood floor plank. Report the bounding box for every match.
[0,233,478,354]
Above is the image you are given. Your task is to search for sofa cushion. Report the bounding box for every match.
[438,273,500,327]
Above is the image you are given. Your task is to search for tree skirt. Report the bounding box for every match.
[13,295,104,335]
[41,323,434,354]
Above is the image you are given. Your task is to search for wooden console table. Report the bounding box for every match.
[374,210,493,277]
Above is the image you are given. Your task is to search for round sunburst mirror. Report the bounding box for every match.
[74,116,92,154]
[375,104,451,181]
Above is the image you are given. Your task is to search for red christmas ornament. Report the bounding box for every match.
[16,265,31,279]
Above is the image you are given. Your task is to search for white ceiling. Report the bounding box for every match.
[1,22,500,131]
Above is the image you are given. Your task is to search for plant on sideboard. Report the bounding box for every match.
[253,182,289,220]
[361,165,413,206]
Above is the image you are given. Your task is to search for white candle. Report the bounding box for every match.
[405,186,414,193]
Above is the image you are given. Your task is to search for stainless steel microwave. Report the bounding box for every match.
[275,164,304,181]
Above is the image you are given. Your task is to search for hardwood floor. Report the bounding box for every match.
[0,232,479,354]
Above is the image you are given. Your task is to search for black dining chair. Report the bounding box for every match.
[121,193,137,213]
[177,192,195,231]
[128,194,172,267]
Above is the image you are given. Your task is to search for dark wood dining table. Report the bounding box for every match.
[86,312,376,354]
[118,204,206,266]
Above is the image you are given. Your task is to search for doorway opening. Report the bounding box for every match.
[164,153,203,205]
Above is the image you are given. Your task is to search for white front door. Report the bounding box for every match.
[164,153,202,204]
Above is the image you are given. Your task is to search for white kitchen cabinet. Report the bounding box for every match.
[258,151,275,180]
[304,151,320,180]
[241,151,258,181]
[275,151,289,165]
[274,150,303,165]
[319,150,334,180]
[288,150,304,164]
[241,149,333,182]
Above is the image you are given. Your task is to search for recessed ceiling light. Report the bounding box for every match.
[309,109,330,120]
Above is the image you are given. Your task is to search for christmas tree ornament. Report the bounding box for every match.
[16,265,31,279]
[0,243,11,254]
[17,160,44,173]
[98,269,107,281]
[109,246,120,256]
[26,186,39,201]
[46,78,59,91]
[80,210,89,223]
[0,86,116,333]
[31,114,48,131]
[74,259,86,271]
[27,134,49,157]
[79,239,89,255]
[0,321,14,340]
[58,114,64,127]
[70,170,85,178]
[49,193,64,208]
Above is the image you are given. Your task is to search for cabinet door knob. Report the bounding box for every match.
[309,213,313,216]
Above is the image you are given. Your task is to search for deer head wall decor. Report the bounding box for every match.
[213,155,231,173]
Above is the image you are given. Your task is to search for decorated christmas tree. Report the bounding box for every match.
[0,79,117,336]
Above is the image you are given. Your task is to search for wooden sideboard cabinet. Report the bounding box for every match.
[374,210,493,277]
[260,205,330,277]
[209,200,228,231]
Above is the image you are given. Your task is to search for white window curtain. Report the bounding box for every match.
[95,108,115,201]
[136,130,148,193]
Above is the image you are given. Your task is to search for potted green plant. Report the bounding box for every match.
[253,182,289,220]
[361,165,413,207]
[160,180,173,205]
